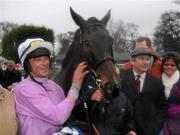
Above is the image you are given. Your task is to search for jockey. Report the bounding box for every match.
[12,38,89,135]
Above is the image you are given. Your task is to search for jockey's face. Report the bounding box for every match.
[29,56,50,77]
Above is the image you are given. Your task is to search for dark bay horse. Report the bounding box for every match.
[54,8,123,135]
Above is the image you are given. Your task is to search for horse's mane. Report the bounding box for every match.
[87,17,102,25]
[61,29,81,68]
[57,29,82,94]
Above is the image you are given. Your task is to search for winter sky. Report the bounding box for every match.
[1,0,180,37]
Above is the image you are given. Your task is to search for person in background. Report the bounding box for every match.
[0,67,4,84]
[1,60,22,90]
[161,51,180,99]
[120,48,168,135]
[12,38,89,135]
[0,84,19,135]
[123,36,161,79]
[161,51,180,135]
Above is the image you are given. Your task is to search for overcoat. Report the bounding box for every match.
[120,69,168,135]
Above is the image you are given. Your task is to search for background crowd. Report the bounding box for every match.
[0,61,22,90]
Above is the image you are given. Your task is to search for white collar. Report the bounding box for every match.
[133,71,146,79]
[162,70,180,98]
[162,70,180,82]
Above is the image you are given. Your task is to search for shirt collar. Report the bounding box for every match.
[28,76,49,84]
[133,70,146,79]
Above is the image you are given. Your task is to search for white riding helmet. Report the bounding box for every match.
[18,38,53,66]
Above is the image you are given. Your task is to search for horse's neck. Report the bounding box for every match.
[57,36,82,95]
[59,62,78,95]
[59,69,72,93]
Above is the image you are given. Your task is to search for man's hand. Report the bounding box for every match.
[90,89,104,102]
[127,131,137,135]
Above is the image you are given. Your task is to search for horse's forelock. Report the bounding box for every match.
[61,30,82,68]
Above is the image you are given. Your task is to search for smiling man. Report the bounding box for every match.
[12,38,89,135]
[120,48,168,135]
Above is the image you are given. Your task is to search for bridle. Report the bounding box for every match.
[79,29,119,101]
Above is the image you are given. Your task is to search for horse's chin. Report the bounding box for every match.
[95,61,120,98]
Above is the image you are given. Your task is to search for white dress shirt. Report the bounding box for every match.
[133,71,146,92]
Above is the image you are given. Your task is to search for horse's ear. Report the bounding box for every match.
[101,10,111,26]
[70,7,88,28]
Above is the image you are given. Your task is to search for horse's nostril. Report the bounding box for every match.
[104,82,113,93]
[103,79,120,100]
[104,82,113,100]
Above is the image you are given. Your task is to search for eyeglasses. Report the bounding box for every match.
[164,63,176,67]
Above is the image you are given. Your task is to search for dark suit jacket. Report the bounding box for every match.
[120,69,168,135]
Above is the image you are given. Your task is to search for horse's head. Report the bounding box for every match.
[70,7,120,99]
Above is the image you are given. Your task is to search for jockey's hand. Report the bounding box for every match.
[72,62,89,87]
[127,131,137,135]
[90,89,104,102]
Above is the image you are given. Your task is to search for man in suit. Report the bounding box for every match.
[120,48,168,135]
[123,36,161,79]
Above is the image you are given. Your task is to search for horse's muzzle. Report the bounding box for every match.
[103,78,121,100]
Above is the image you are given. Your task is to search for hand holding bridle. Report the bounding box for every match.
[90,89,104,102]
